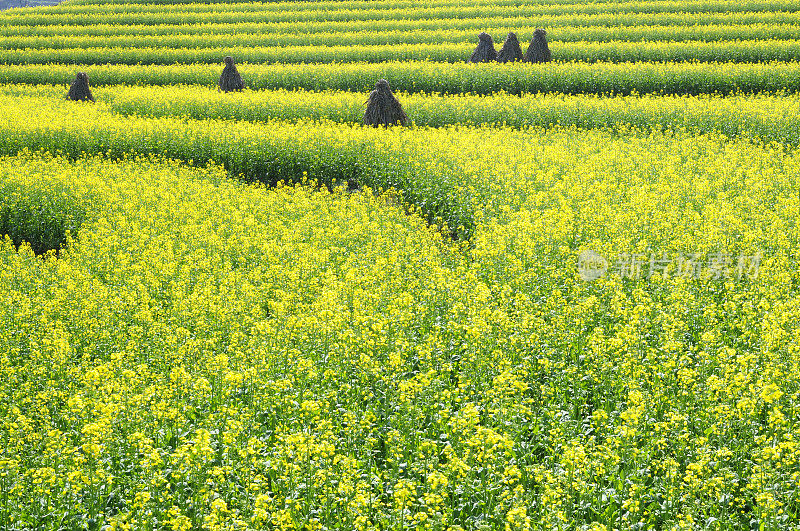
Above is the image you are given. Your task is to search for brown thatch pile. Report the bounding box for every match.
[525,28,552,63]
[363,79,407,127]
[469,32,497,63]
[496,31,524,63]
[66,72,94,102]
[218,55,245,92]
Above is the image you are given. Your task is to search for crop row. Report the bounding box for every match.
[3,0,796,27]
[57,0,678,7]
[0,94,480,239]
[8,0,792,16]
[9,84,800,146]
[5,23,800,50]
[4,61,799,96]
[99,86,800,146]
[24,0,542,13]
[5,12,800,37]
[6,40,800,66]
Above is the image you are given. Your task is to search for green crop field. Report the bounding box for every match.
[1,0,799,530]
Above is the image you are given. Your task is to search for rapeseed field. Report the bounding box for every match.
[1,0,799,529]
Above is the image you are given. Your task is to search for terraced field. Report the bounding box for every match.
[1,0,799,529]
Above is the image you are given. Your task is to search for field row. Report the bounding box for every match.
[10,84,800,146]
[7,40,800,65]
[6,13,800,37]
[31,0,559,12]
[5,24,800,50]
[5,61,799,96]
[2,131,799,527]
[7,0,795,15]
[0,92,488,239]
[3,0,797,26]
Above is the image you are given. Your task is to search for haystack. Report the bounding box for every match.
[363,79,407,127]
[469,32,497,63]
[66,72,94,102]
[218,56,245,92]
[496,32,524,63]
[525,29,552,63]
